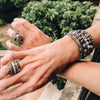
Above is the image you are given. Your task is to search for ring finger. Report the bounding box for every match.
[0,61,22,80]
[0,63,35,92]
[11,21,29,36]
[0,71,23,92]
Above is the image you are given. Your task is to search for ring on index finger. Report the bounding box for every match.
[12,33,24,45]
[7,60,21,76]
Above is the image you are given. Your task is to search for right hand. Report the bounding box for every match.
[0,35,78,100]
[6,18,51,51]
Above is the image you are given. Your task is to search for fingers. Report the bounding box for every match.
[0,64,37,100]
[0,66,46,100]
[0,51,26,66]
[14,18,44,35]
[7,28,15,38]
[0,63,31,91]
[0,63,22,80]
[0,63,34,92]
[8,18,35,39]
[6,40,22,51]
[0,65,9,80]
[11,21,28,36]
[0,72,22,92]
[0,52,36,79]
[14,18,36,32]
[0,81,34,100]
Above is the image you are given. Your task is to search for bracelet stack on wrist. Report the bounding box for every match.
[68,30,94,59]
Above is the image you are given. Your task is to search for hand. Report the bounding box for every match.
[6,18,51,51]
[0,35,79,100]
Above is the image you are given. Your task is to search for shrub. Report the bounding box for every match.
[10,0,34,9]
[0,0,34,24]
[72,0,99,5]
[21,0,98,41]
[0,0,33,11]
[0,19,5,26]
[52,75,67,90]
[0,42,7,50]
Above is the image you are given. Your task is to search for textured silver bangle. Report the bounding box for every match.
[68,30,94,59]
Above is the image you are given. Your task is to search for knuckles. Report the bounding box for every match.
[20,20,28,25]
[11,22,20,29]
[9,51,16,58]
[1,51,16,65]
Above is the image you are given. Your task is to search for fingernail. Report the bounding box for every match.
[7,28,13,33]
[11,22,18,27]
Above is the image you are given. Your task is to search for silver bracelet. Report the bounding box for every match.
[68,30,94,59]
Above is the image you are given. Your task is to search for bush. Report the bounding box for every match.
[10,0,34,9]
[0,0,33,11]
[72,0,99,5]
[52,75,67,90]
[0,42,7,50]
[21,0,98,41]
[0,19,5,26]
[0,0,34,24]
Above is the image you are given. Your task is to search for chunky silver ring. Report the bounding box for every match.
[7,60,21,75]
[12,33,24,45]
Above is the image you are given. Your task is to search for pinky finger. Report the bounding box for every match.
[6,40,22,51]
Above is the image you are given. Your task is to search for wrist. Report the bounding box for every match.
[63,35,79,62]
[56,35,79,63]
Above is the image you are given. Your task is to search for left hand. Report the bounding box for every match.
[0,35,78,100]
[6,18,51,51]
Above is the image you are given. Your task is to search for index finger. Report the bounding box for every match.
[0,51,25,67]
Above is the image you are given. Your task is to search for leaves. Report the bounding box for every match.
[0,42,7,50]
[21,0,97,41]
[10,0,33,8]
[0,19,5,26]
[52,75,67,90]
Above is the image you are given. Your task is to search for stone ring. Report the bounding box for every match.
[12,33,24,45]
[7,60,21,75]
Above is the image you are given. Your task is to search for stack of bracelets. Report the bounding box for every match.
[68,30,94,59]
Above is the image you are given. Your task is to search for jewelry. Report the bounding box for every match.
[12,33,24,45]
[7,60,21,75]
[68,30,94,59]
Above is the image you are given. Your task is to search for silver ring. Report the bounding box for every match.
[7,60,21,75]
[12,33,24,45]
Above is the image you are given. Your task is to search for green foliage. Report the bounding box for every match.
[12,41,21,47]
[0,0,34,24]
[0,0,33,11]
[0,19,5,26]
[52,75,67,90]
[21,0,97,41]
[0,42,7,50]
[10,0,34,9]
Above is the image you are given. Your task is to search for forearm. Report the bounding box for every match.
[61,61,100,96]
[86,23,100,48]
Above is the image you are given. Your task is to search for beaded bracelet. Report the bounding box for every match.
[68,30,94,59]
